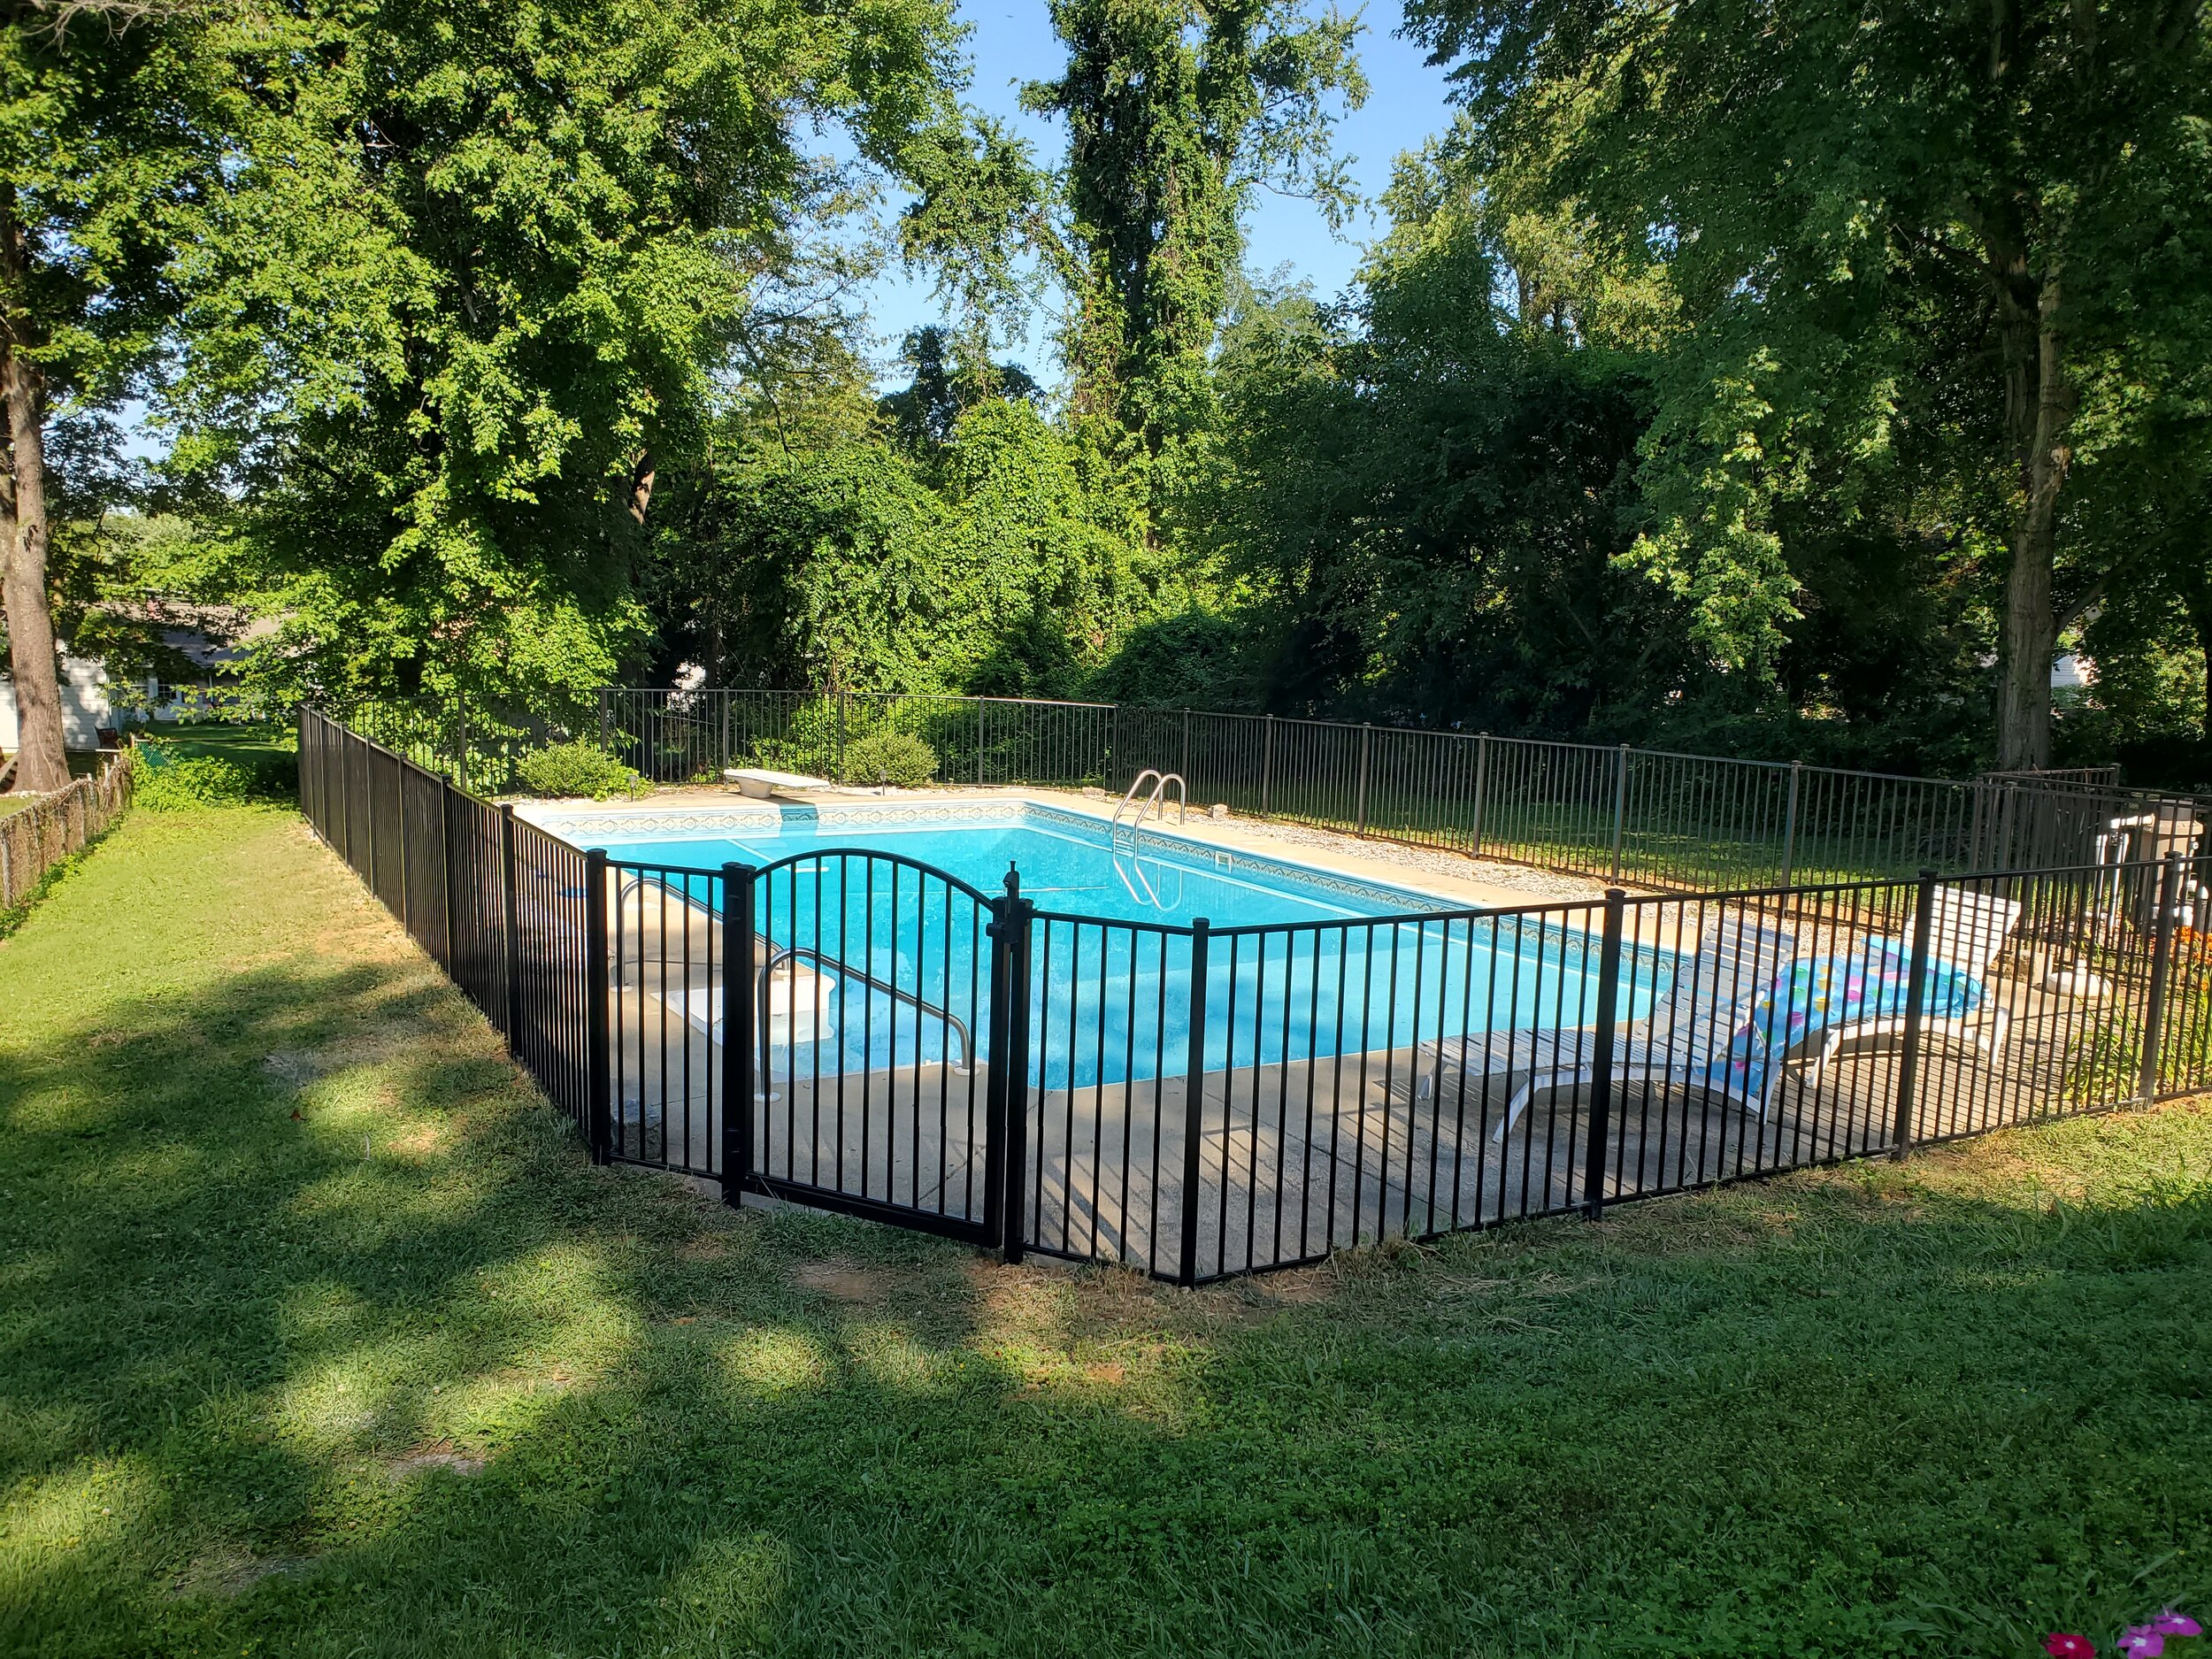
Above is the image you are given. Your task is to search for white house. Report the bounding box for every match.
[0,656,122,751]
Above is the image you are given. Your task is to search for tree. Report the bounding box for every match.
[167,0,969,714]
[878,325,1039,455]
[3,0,227,791]
[1409,0,2212,766]
[1189,151,1667,728]
[650,395,1168,695]
[1023,0,1367,457]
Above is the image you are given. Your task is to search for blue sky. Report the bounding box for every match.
[861,0,1463,386]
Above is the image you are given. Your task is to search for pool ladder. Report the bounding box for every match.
[609,868,976,1080]
[1109,771,1187,911]
[757,944,973,1083]
[1111,769,1187,833]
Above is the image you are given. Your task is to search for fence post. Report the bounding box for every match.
[836,689,849,781]
[337,722,352,866]
[1178,917,1212,1286]
[597,687,611,751]
[982,880,1011,1248]
[1890,868,1939,1158]
[998,869,1035,1264]
[1260,714,1274,818]
[1609,743,1630,882]
[1356,724,1372,836]
[365,743,380,897]
[454,694,470,795]
[437,776,458,971]
[723,862,756,1205]
[499,804,523,1047]
[1469,733,1491,856]
[395,764,415,936]
[1779,761,1803,887]
[1582,890,1626,1220]
[1180,708,1191,787]
[584,847,613,1165]
[977,698,986,787]
[2139,852,2185,1104]
[719,694,732,777]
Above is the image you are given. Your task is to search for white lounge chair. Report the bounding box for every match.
[1416,918,1801,1137]
[1805,885,2018,1081]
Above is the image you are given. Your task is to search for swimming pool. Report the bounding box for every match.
[534,803,1663,1088]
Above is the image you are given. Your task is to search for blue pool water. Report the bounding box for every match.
[587,812,1422,929]
[558,808,1664,1088]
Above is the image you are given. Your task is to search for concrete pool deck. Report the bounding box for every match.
[524,780,1623,914]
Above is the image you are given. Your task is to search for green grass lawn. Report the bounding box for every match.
[3,803,2209,1657]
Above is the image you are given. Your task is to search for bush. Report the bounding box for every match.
[135,755,261,810]
[838,729,938,789]
[514,741,646,800]
[134,731,299,804]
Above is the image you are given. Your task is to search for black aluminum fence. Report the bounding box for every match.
[571,689,2203,896]
[346,693,595,797]
[303,707,2212,1284]
[301,708,596,1126]
[349,687,2208,898]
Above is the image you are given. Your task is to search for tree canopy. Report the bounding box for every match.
[4,0,2208,788]
[1402,0,2212,768]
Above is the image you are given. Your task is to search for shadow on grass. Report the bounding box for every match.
[2,944,2210,1657]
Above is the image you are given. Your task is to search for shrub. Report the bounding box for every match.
[838,729,937,789]
[748,699,841,775]
[134,731,299,804]
[514,741,646,800]
[135,755,261,810]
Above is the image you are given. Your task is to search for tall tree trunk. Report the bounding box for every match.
[0,188,71,796]
[1995,269,2074,772]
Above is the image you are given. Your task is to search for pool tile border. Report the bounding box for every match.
[516,797,1486,917]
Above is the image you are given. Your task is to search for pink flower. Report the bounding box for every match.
[2046,1636,2097,1658]
[2117,1627,2164,1659]
[2153,1612,2201,1638]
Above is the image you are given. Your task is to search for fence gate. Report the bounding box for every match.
[733,850,1024,1245]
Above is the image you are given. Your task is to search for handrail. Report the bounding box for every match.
[758,944,974,1072]
[1111,768,1187,833]
[1110,844,1184,912]
[616,864,978,1072]
[1111,847,1161,910]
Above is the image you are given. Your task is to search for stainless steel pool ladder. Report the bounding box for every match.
[756,944,974,1083]
[611,870,976,1079]
[1112,769,1187,833]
